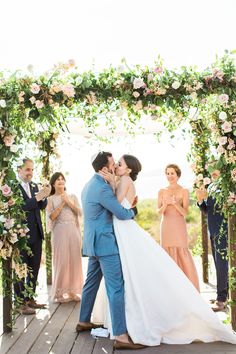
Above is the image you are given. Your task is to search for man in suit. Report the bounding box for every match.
[15,158,51,315]
[76,152,144,350]
[196,170,228,312]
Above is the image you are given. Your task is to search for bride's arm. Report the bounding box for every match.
[172,189,189,217]
[157,189,167,214]
[116,176,131,203]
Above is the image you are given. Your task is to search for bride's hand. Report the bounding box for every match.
[99,170,115,185]
[163,196,172,205]
[131,195,138,208]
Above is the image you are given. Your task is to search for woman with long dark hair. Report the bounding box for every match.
[47,172,83,302]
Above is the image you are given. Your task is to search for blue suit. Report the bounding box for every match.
[198,191,228,302]
[14,182,47,301]
[79,174,134,335]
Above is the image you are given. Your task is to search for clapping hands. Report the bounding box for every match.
[35,184,51,202]
[163,195,176,206]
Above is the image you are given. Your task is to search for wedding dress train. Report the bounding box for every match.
[94,198,236,346]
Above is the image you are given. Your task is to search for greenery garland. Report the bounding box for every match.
[0,53,236,305]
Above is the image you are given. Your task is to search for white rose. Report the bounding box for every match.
[75,76,83,86]
[116,109,124,117]
[0,215,6,223]
[133,91,140,98]
[10,144,19,153]
[219,111,227,120]
[133,78,145,89]
[0,99,6,108]
[172,81,181,89]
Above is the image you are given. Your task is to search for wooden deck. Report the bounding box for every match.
[0,258,236,354]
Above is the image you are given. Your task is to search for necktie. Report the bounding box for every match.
[24,183,31,197]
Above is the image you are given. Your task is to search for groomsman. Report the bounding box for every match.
[14,158,51,315]
[196,170,228,312]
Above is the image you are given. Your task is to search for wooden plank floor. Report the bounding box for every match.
[0,257,235,354]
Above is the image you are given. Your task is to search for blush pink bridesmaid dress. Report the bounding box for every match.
[160,194,200,291]
[47,194,84,302]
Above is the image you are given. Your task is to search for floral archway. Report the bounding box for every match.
[0,52,236,331]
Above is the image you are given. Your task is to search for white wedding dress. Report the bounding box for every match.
[94,198,236,346]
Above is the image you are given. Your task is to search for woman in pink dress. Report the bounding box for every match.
[157,164,200,291]
[47,172,83,302]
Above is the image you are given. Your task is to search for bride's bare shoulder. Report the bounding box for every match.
[120,175,133,184]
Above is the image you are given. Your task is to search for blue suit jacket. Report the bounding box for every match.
[81,174,134,257]
[19,182,47,243]
[198,194,227,238]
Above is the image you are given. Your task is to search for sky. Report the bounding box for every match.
[1,0,236,199]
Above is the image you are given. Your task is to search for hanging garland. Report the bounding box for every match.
[0,53,236,299]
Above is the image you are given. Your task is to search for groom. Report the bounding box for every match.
[76,151,144,350]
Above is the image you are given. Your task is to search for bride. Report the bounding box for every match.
[98,154,236,346]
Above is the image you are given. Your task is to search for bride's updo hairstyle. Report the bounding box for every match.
[123,154,142,181]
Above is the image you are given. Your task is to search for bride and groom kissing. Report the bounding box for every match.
[75,151,236,349]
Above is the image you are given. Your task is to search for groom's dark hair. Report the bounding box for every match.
[92,151,112,172]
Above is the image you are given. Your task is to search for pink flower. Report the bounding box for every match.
[231,168,236,182]
[217,145,225,154]
[1,184,12,197]
[18,91,25,103]
[4,218,14,230]
[212,68,224,81]
[30,83,40,94]
[211,170,220,181]
[221,121,232,133]
[133,100,143,112]
[217,136,227,145]
[190,163,196,171]
[3,135,15,147]
[62,84,75,98]
[203,177,211,186]
[8,198,15,206]
[209,122,217,132]
[143,88,153,96]
[196,173,203,181]
[154,67,163,74]
[29,96,36,104]
[218,94,229,104]
[133,78,145,89]
[35,100,44,109]
[227,192,236,204]
[228,138,235,150]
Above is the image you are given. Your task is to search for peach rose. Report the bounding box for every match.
[3,135,15,147]
[1,184,12,196]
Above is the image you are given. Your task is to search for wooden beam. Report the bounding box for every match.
[229,215,236,331]
[2,258,12,332]
[201,211,208,283]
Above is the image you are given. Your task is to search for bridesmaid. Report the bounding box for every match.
[47,172,83,302]
[157,164,200,291]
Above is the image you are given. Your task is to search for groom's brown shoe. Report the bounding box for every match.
[75,322,102,333]
[113,339,146,350]
[211,300,227,312]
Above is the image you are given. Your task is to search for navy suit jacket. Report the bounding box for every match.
[19,182,47,243]
[198,194,227,238]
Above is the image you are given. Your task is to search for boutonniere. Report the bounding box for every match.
[30,183,36,188]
